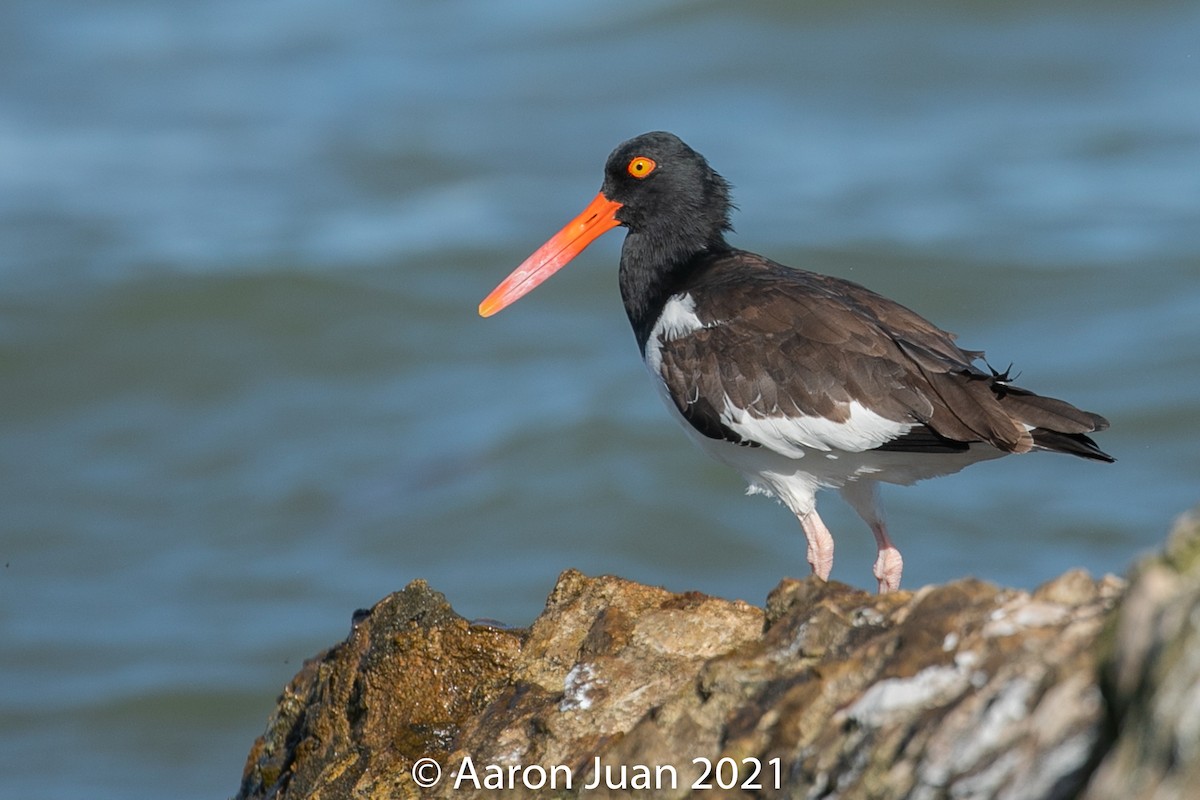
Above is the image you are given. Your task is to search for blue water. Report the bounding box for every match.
[1,1,1198,797]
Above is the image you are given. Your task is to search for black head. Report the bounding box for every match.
[601,132,734,249]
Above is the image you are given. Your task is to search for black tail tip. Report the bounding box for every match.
[1031,428,1115,463]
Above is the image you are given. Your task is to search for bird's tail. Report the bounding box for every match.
[995,384,1115,463]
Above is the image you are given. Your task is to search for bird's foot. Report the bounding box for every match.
[808,543,833,582]
[873,546,903,594]
[801,511,835,581]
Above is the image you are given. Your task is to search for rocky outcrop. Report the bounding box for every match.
[237,510,1200,799]
[1081,508,1200,800]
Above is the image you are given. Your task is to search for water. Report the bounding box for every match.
[1,1,1197,797]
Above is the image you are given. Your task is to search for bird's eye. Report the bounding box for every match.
[627,156,656,179]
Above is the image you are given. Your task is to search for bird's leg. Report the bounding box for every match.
[799,510,834,581]
[870,520,904,594]
[838,479,903,594]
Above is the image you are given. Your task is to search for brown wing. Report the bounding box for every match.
[656,251,1108,458]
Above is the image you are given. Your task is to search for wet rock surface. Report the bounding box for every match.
[238,511,1200,799]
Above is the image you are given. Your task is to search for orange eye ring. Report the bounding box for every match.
[627,156,656,179]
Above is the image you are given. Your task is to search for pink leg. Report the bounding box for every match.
[839,480,904,594]
[870,520,904,594]
[799,510,835,581]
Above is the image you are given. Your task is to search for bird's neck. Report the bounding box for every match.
[618,228,728,352]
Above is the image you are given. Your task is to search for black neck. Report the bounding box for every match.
[619,229,729,352]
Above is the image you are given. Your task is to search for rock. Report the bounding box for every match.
[237,581,525,799]
[1082,508,1200,800]
[237,509,1200,800]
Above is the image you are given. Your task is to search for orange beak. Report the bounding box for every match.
[479,192,623,317]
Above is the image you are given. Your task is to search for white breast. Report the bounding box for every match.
[644,292,706,372]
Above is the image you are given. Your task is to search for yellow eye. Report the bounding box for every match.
[627,156,656,179]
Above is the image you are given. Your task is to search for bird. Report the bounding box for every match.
[478,131,1113,593]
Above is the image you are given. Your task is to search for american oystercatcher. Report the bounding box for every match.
[479,131,1112,593]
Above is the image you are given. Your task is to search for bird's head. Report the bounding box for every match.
[479,131,732,317]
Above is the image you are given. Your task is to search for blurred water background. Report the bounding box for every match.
[1,1,1198,797]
